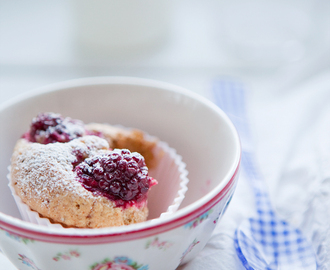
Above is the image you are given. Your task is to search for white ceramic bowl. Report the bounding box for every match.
[0,77,240,270]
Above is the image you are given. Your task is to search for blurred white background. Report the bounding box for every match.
[1,0,329,103]
[1,0,330,269]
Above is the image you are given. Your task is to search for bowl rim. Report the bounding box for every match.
[0,76,241,243]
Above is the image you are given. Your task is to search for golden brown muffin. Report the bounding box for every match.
[10,113,157,228]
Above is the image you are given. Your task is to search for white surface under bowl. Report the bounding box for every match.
[0,77,240,270]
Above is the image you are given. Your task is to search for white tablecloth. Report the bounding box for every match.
[180,70,330,269]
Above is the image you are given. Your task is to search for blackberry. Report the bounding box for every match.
[75,149,157,206]
[28,112,85,144]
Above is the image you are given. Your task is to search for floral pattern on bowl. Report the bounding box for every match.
[91,256,148,270]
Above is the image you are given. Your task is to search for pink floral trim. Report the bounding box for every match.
[18,254,41,270]
[91,256,148,270]
[184,209,213,229]
[5,231,34,244]
[145,237,174,251]
[52,249,80,261]
[180,239,200,263]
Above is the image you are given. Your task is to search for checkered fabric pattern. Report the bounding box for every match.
[212,80,316,269]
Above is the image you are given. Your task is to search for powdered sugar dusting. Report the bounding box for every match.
[9,125,189,228]
[11,136,110,205]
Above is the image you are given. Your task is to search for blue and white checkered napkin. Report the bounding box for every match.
[213,80,316,270]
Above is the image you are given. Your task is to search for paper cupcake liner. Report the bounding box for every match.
[7,134,188,229]
[7,179,63,229]
[148,138,189,219]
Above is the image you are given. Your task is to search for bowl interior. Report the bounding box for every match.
[0,77,240,228]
